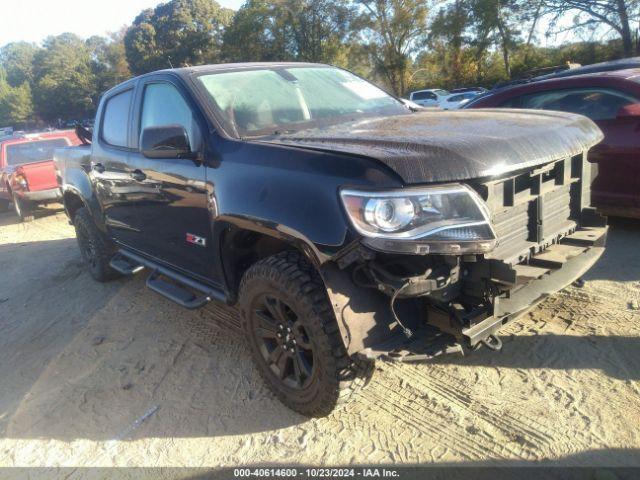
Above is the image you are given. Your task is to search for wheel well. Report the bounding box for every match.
[222,228,309,301]
[63,191,85,220]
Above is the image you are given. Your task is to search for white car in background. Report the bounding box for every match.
[439,91,482,110]
[408,89,450,107]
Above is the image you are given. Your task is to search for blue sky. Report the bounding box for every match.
[0,0,245,46]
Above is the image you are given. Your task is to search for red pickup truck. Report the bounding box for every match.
[0,130,81,221]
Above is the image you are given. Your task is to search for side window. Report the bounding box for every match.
[500,97,521,108]
[516,88,638,121]
[102,90,133,147]
[140,83,201,148]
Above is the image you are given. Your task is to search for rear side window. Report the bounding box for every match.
[102,89,132,147]
[5,138,69,166]
[503,88,638,121]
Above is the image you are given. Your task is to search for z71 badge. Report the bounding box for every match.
[186,233,206,247]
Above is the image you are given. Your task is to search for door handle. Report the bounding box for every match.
[92,162,105,174]
[131,169,147,182]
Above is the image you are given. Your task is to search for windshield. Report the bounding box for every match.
[197,66,407,137]
[5,138,69,166]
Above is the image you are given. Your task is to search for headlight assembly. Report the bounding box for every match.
[340,184,497,254]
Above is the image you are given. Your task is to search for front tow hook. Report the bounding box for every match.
[480,334,503,351]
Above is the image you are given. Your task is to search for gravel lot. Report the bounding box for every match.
[0,208,639,471]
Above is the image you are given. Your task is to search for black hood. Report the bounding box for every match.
[259,109,604,184]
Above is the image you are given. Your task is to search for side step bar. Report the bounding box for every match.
[113,249,226,309]
[109,254,145,275]
[146,271,211,309]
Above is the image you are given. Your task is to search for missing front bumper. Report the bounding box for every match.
[324,225,607,360]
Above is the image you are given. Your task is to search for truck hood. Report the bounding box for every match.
[260,109,604,183]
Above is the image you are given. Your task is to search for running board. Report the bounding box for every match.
[109,254,145,275]
[146,271,211,309]
[115,249,226,309]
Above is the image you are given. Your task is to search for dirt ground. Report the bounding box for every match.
[0,207,639,471]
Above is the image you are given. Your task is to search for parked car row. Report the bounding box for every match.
[406,87,486,109]
[0,130,81,221]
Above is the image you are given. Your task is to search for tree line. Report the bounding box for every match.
[1,0,638,128]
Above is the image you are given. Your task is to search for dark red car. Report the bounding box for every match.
[0,130,81,221]
[467,68,640,218]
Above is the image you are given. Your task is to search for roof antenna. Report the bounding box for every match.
[167,57,174,69]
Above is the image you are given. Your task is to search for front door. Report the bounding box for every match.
[126,79,214,281]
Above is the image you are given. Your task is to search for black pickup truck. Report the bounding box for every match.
[55,62,607,416]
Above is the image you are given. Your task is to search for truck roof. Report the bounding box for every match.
[102,62,334,95]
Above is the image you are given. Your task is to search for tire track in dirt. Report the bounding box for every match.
[357,376,495,460]
[376,362,557,460]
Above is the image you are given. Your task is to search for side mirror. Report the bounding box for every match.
[616,103,640,120]
[140,125,195,159]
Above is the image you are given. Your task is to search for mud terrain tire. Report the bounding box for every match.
[74,207,119,282]
[239,251,372,417]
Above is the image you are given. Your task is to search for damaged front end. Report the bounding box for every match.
[322,153,608,362]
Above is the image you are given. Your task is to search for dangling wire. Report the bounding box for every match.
[390,282,413,339]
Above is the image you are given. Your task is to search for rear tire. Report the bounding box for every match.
[73,207,119,282]
[239,251,372,417]
[0,199,9,213]
[12,194,34,222]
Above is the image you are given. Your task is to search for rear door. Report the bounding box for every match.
[125,75,214,280]
[92,85,143,247]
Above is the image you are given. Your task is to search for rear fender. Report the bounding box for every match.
[61,168,105,230]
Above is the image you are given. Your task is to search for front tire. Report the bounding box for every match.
[13,194,34,222]
[239,251,371,417]
[74,207,119,282]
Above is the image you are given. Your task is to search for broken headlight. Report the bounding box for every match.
[340,184,497,254]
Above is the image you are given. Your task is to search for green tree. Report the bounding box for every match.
[124,0,234,75]
[356,0,431,95]
[222,0,289,61]
[429,0,471,86]
[0,68,34,126]
[87,28,132,100]
[0,42,39,87]
[223,0,356,64]
[32,33,97,121]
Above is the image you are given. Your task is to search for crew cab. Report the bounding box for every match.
[0,130,81,221]
[55,63,607,416]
